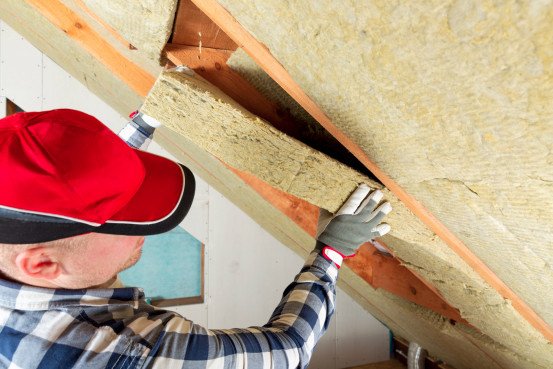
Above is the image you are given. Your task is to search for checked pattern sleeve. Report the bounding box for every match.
[143,251,338,369]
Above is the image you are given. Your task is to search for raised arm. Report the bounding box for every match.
[142,185,391,369]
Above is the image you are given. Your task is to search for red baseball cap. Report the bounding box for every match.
[0,109,195,244]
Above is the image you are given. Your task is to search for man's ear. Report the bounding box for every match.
[14,247,62,280]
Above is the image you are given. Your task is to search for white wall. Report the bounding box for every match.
[0,21,390,368]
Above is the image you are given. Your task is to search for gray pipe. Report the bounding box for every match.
[407,341,427,369]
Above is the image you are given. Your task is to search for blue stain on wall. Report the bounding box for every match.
[120,226,203,301]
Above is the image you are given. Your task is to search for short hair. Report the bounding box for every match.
[0,236,86,280]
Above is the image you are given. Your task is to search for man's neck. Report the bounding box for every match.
[92,276,122,289]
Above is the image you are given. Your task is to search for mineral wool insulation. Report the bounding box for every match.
[82,0,178,61]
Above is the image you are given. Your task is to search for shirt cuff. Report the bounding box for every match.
[304,250,340,283]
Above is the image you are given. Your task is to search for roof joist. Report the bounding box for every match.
[25,0,155,96]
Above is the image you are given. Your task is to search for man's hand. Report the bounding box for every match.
[317,184,392,258]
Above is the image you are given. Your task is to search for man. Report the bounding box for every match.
[0,109,391,369]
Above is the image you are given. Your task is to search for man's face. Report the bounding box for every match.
[65,233,145,288]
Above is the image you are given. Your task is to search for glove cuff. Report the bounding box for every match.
[320,245,355,268]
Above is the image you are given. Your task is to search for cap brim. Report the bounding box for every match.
[0,209,97,244]
[0,151,195,244]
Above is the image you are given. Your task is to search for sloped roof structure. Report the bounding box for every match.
[1,1,552,368]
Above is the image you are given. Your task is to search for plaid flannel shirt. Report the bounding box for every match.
[0,251,338,369]
[118,112,157,150]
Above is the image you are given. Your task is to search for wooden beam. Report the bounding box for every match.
[346,243,468,324]
[345,360,406,369]
[189,0,553,342]
[6,99,24,116]
[24,0,155,97]
[172,0,237,50]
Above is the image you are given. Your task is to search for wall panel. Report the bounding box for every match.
[0,22,42,111]
[42,54,128,131]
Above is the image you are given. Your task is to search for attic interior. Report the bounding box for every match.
[0,1,552,368]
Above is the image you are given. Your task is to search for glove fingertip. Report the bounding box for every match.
[379,202,393,215]
[375,223,391,237]
[370,189,384,203]
[339,185,371,215]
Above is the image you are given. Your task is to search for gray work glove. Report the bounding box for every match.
[317,184,392,257]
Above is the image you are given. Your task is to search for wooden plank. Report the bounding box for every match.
[166,42,233,65]
[228,166,318,237]
[41,54,128,130]
[189,0,553,343]
[24,0,155,97]
[172,0,236,50]
[346,243,468,325]
[6,99,24,116]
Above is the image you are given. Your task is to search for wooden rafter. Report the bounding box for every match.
[25,0,154,97]
[188,0,553,342]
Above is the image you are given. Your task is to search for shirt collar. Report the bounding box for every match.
[0,277,144,311]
